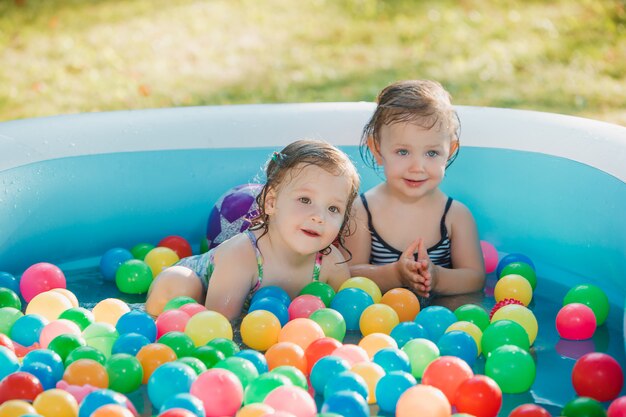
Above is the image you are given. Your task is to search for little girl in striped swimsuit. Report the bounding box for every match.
[146,139,360,320]
[344,80,485,302]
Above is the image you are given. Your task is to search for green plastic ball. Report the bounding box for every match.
[115,259,153,294]
[401,338,440,379]
[106,353,143,393]
[485,344,536,393]
[206,337,240,358]
[481,319,530,357]
[177,357,207,375]
[271,365,308,390]
[214,356,259,389]
[131,243,155,260]
[163,296,198,312]
[83,322,119,358]
[0,288,21,310]
[191,345,225,369]
[299,281,336,307]
[309,308,346,342]
[0,307,23,335]
[454,304,491,331]
[500,262,537,290]
[564,284,610,326]
[243,372,291,405]
[59,307,95,331]
[562,397,607,417]
[65,346,107,366]
[158,331,195,358]
[48,334,87,362]
[199,237,210,254]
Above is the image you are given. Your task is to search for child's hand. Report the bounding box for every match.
[416,238,434,297]
[395,239,429,295]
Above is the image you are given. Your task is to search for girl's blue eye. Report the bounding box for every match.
[426,150,439,157]
[397,149,409,156]
[329,206,340,214]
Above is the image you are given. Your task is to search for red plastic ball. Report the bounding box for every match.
[489,298,523,320]
[159,408,198,417]
[158,235,193,259]
[572,352,624,402]
[556,303,597,340]
[304,337,342,375]
[509,404,551,417]
[0,333,14,352]
[0,371,44,403]
[455,375,502,417]
[608,396,626,417]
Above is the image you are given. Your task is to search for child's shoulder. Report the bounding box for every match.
[212,231,257,261]
[319,245,351,289]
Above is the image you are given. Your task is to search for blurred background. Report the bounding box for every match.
[1,0,624,125]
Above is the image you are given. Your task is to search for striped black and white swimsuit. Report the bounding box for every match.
[361,194,453,268]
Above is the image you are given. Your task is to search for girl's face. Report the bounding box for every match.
[374,121,454,199]
[265,164,352,256]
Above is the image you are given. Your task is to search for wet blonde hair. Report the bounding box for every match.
[250,139,360,257]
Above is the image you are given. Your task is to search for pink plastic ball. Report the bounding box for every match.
[332,344,369,367]
[608,396,626,417]
[190,368,243,417]
[264,385,317,417]
[556,303,597,340]
[156,309,191,338]
[20,262,66,302]
[288,295,326,321]
[480,241,498,274]
[178,303,207,316]
[39,319,82,348]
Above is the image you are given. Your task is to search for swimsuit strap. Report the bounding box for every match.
[312,251,323,281]
[244,229,264,291]
[439,197,453,239]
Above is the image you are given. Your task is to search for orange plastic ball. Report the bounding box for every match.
[62,358,109,388]
[278,318,325,350]
[136,343,177,384]
[90,404,134,417]
[265,341,307,374]
[422,356,474,406]
[396,384,451,417]
[358,333,398,359]
[381,288,421,322]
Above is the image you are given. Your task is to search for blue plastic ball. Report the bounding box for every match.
[321,390,369,417]
[115,310,157,342]
[111,332,151,356]
[234,349,269,374]
[248,296,289,326]
[147,362,197,410]
[330,288,374,331]
[100,248,134,281]
[414,306,457,342]
[160,393,205,417]
[0,346,19,380]
[20,361,56,390]
[390,321,429,348]
[310,356,351,394]
[0,271,20,294]
[250,285,291,306]
[23,349,64,381]
[79,389,127,417]
[10,314,47,347]
[373,347,411,374]
[436,330,478,367]
[324,371,369,400]
[496,253,535,277]
[375,371,417,413]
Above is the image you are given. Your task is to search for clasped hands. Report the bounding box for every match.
[395,238,435,298]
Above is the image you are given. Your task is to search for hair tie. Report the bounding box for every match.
[271,151,285,162]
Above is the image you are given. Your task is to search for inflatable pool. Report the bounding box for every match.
[0,103,625,416]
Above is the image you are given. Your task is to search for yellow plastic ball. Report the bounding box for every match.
[446,321,483,356]
[25,290,73,321]
[92,298,130,326]
[0,400,38,417]
[396,385,451,417]
[184,310,233,346]
[359,304,399,336]
[491,304,538,345]
[351,361,386,404]
[236,404,275,417]
[51,288,79,308]
[240,310,281,351]
[144,247,180,277]
[33,388,79,417]
[494,274,533,306]
[358,332,398,359]
[339,276,382,303]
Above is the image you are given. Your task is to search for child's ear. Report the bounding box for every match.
[264,188,277,215]
[367,136,383,165]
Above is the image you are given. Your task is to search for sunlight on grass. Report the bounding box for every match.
[0,0,624,125]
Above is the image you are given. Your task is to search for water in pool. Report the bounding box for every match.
[57,260,626,417]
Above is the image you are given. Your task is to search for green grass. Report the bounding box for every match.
[1,0,625,125]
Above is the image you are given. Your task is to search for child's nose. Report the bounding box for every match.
[409,156,425,171]
[311,209,325,223]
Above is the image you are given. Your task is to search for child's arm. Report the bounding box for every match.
[204,238,257,321]
[423,203,485,296]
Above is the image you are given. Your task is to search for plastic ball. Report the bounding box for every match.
[159,235,193,259]
[0,288,21,310]
[111,332,151,356]
[159,408,198,417]
[82,322,119,358]
[251,286,291,307]
[191,346,225,370]
[481,319,530,357]
[249,297,289,327]
[0,400,38,417]
[136,343,178,384]
[20,263,66,303]
[375,371,416,414]
[39,319,81,349]
[320,390,369,417]
[454,304,490,331]
[178,357,207,376]
[159,331,196,358]
[47,334,87,363]
[608,396,626,417]
[270,366,308,390]
[496,253,535,278]
[556,303,597,340]
[157,310,192,339]
[332,344,369,367]
[33,388,79,417]
[500,262,537,290]
[90,404,134,417]
[401,338,440,379]
[330,288,374,331]
[100,248,134,281]
[572,352,624,402]
[446,321,482,355]
[105,353,144,393]
[263,385,316,417]
[436,330,478,367]
[214,356,259,389]
[303,337,342,375]
[485,345,535,393]
[494,274,533,306]
[130,242,155,260]
[491,304,538,345]
[359,303,399,336]
[390,321,429,348]
[178,303,207,316]
[358,333,398,360]
[372,347,410,374]
[148,362,197,410]
[63,358,109,388]
[145,247,180,277]
[415,305,458,343]
[116,309,157,342]
[309,308,346,342]
[396,384,451,417]
[235,349,269,375]
[299,281,335,307]
[310,356,351,394]
[10,314,48,347]
[26,291,73,321]
[184,310,232,346]
[265,342,306,374]
[159,394,205,417]
[288,294,325,320]
[564,284,610,326]
[77,389,127,417]
[58,307,94,331]
[339,276,382,303]
[561,397,606,417]
[206,183,262,250]
[0,371,43,403]
[243,372,291,405]
[115,259,153,294]
[240,310,281,352]
[509,404,552,417]
[480,241,499,274]
[235,403,275,417]
[350,361,385,404]
[0,271,19,293]
[423,356,474,405]
[380,288,420,322]
[0,333,13,352]
[278,318,324,350]
[164,296,198,311]
[49,288,78,309]
[454,375,502,417]
[20,361,55,390]
[206,337,240,358]
[490,298,524,320]
[92,298,130,326]
[0,346,19,380]
[23,349,64,382]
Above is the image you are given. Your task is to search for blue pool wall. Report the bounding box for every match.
[0,103,624,312]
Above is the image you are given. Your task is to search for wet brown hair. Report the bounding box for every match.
[250,139,360,257]
[361,79,461,170]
